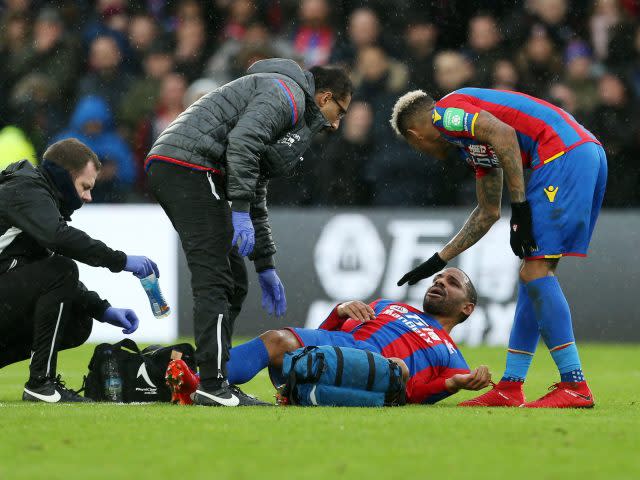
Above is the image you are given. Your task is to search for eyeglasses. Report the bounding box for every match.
[330,97,348,120]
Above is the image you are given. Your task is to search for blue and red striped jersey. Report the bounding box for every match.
[432,88,600,177]
[319,299,470,404]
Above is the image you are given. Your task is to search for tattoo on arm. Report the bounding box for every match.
[439,170,502,261]
[473,111,526,203]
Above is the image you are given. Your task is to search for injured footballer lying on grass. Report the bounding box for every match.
[166,267,493,406]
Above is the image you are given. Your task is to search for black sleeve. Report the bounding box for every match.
[74,281,111,321]
[225,79,305,210]
[248,177,275,271]
[4,180,127,272]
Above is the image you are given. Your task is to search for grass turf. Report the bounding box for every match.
[1,342,638,480]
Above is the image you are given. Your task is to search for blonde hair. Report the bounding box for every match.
[389,90,434,137]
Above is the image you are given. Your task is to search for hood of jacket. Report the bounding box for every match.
[0,160,77,220]
[246,58,328,132]
[69,95,114,133]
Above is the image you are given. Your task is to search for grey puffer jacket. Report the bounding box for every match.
[147,58,328,270]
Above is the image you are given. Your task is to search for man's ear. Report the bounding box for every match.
[315,91,332,107]
[462,302,475,318]
[406,127,422,140]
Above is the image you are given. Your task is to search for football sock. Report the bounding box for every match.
[525,276,584,383]
[226,337,270,385]
[502,282,539,383]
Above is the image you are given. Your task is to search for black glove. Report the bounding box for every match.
[510,201,537,258]
[397,253,447,286]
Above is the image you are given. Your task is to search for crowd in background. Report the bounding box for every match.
[1,0,639,206]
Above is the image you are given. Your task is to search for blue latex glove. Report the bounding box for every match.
[231,211,255,257]
[101,307,140,334]
[124,256,159,279]
[258,269,287,318]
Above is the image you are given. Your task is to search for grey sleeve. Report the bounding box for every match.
[248,177,275,271]
[225,79,305,210]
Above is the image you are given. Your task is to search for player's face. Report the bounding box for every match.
[406,113,443,156]
[73,161,98,204]
[422,268,472,317]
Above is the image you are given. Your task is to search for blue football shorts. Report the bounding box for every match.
[526,141,607,259]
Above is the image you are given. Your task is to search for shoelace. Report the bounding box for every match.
[53,375,68,390]
[53,375,82,396]
[229,384,257,400]
[534,383,562,401]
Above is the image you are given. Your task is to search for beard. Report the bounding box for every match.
[423,297,447,316]
[423,291,457,317]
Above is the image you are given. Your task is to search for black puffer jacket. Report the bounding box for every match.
[147,58,328,269]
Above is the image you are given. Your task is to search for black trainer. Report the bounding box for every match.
[23,375,93,403]
[193,380,271,407]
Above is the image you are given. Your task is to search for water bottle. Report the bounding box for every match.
[101,350,123,402]
[140,273,170,318]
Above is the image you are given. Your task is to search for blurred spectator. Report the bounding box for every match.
[53,95,135,202]
[221,0,257,41]
[330,7,383,68]
[403,18,439,92]
[530,0,574,45]
[588,73,635,158]
[118,40,175,135]
[604,8,639,70]
[82,0,130,61]
[0,124,37,170]
[184,78,220,107]
[175,0,204,22]
[503,0,573,50]
[12,8,80,112]
[588,73,637,206]
[466,14,505,87]
[174,17,211,82]
[492,59,521,90]
[626,25,640,102]
[563,40,599,115]
[1,0,31,17]
[206,21,294,83]
[0,12,31,119]
[10,73,65,155]
[132,72,188,189]
[352,46,409,97]
[548,82,579,114]
[78,35,133,113]
[590,0,623,61]
[516,26,563,94]
[316,101,374,205]
[433,51,475,97]
[127,13,160,73]
[291,0,334,66]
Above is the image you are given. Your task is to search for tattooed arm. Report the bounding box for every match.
[439,168,503,261]
[472,110,525,203]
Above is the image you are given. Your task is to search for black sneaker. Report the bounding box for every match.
[193,381,271,407]
[23,375,93,403]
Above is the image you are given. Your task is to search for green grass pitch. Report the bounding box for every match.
[1,342,638,480]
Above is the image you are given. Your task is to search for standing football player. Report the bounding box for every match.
[389,88,607,408]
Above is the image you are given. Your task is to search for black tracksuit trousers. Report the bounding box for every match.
[0,256,93,379]
[147,162,248,384]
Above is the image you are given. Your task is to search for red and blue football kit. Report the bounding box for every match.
[286,299,470,404]
[432,88,608,260]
